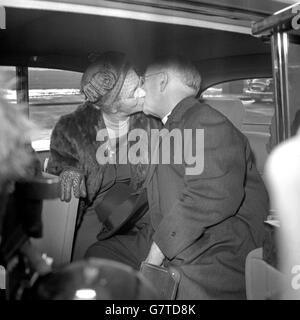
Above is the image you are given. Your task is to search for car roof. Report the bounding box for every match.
[0,0,293,90]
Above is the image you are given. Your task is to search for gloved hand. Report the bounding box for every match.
[59,168,87,202]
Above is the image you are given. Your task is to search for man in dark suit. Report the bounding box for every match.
[86,56,269,299]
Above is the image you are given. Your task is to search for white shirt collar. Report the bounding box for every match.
[162,111,171,125]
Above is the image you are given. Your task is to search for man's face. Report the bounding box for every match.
[141,67,162,118]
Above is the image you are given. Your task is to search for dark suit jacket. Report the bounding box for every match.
[146,96,269,299]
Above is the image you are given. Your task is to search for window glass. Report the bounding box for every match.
[201,78,275,174]
[287,40,300,137]
[0,66,17,102]
[29,68,84,151]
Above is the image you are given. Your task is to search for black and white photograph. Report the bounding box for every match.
[0,0,300,306]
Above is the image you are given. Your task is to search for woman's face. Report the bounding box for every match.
[113,69,145,116]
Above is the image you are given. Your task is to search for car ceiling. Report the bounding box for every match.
[0,6,273,90]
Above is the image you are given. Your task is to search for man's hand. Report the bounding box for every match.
[59,168,87,202]
[145,242,165,266]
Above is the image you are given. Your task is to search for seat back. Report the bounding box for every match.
[31,172,79,267]
[245,247,286,300]
[202,98,245,131]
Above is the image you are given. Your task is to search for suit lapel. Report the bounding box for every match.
[143,122,171,188]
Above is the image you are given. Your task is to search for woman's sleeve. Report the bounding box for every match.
[46,117,80,176]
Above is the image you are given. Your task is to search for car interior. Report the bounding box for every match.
[0,3,275,169]
[0,0,299,300]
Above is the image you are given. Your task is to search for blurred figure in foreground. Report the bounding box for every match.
[265,130,300,299]
[0,90,37,241]
[0,87,45,300]
[29,258,158,300]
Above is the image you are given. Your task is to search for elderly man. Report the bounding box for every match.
[86,55,269,300]
[47,51,159,260]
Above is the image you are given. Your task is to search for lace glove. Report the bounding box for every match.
[59,168,87,202]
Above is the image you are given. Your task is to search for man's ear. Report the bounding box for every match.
[159,72,168,92]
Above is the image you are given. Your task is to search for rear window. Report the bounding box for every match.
[201,78,275,174]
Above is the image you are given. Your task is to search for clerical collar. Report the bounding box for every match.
[162,111,171,125]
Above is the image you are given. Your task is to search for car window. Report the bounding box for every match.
[287,41,300,137]
[0,66,17,102]
[28,68,85,151]
[201,78,275,174]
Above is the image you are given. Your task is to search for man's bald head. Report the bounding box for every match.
[148,55,201,96]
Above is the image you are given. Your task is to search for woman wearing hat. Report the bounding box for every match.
[47,51,159,260]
